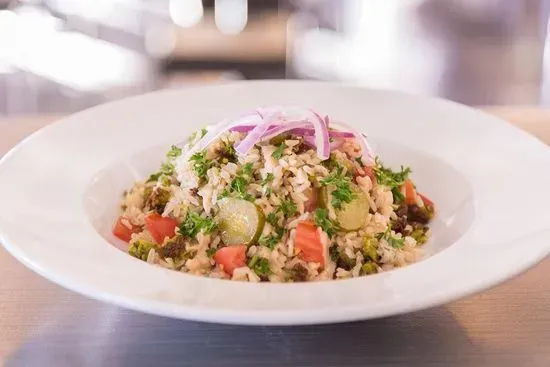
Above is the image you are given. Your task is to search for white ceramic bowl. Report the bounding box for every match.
[1,81,549,325]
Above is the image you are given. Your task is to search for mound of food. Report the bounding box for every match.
[113,106,435,282]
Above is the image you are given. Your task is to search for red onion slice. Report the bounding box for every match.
[234,109,279,155]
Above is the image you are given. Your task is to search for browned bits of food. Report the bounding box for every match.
[391,215,407,234]
[395,203,408,218]
[293,139,310,155]
[408,204,433,224]
[145,187,171,213]
[288,263,309,282]
[189,187,199,196]
[336,251,356,271]
[156,235,187,259]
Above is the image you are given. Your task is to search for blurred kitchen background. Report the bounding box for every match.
[0,0,549,116]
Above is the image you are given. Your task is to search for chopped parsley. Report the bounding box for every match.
[376,226,404,249]
[314,208,335,237]
[188,127,208,145]
[179,212,217,238]
[248,256,271,277]
[147,160,176,182]
[319,165,355,209]
[217,140,237,163]
[242,162,254,177]
[230,176,253,201]
[147,172,162,183]
[261,173,274,195]
[189,151,213,179]
[258,228,285,250]
[167,145,182,159]
[374,157,411,203]
[271,143,286,159]
[266,212,279,227]
[219,166,254,201]
[278,199,297,218]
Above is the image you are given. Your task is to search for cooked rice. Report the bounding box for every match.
[116,126,434,283]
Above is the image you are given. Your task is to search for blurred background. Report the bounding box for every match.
[0,0,548,116]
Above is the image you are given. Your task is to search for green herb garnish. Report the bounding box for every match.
[242,162,254,177]
[200,127,208,138]
[179,212,217,238]
[218,165,255,201]
[229,175,253,201]
[266,212,279,227]
[271,143,286,159]
[147,159,177,182]
[258,234,280,249]
[218,140,237,163]
[258,228,285,250]
[248,256,271,277]
[314,208,335,237]
[374,157,411,203]
[278,199,297,218]
[189,151,213,179]
[261,172,274,196]
[167,145,182,159]
[376,226,404,249]
[320,165,355,209]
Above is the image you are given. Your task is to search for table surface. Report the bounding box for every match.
[0,109,549,367]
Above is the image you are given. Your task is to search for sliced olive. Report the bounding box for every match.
[319,184,370,231]
[216,197,265,245]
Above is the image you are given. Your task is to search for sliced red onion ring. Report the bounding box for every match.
[303,135,345,151]
[259,120,312,142]
[291,128,354,138]
[231,125,355,138]
[235,110,279,155]
[180,106,374,164]
[310,114,330,160]
[180,109,263,159]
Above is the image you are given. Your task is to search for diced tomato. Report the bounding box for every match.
[418,193,434,210]
[144,213,178,244]
[295,220,324,264]
[113,216,141,242]
[214,245,246,275]
[304,187,319,212]
[403,179,417,205]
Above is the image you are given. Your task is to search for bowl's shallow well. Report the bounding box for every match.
[1,81,549,325]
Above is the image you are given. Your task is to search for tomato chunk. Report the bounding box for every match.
[214,245,246,275]
[144,213,178,244]
[113,216,141,242]
[418,193,434,210]
[403,179,417,205]
[295,220,324,264]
